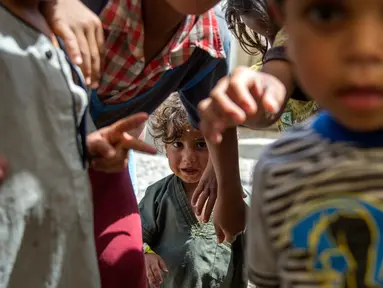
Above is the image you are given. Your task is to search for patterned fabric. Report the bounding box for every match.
[277,100,319,131]
[272,28,288,47]
[98,0,225,104]
[248,113,383,288]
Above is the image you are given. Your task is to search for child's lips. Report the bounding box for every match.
[337,86,383,111]
[181,168,199,175]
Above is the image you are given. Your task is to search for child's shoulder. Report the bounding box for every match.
[258,123,325,167]
[146,174,176,190]
[0,5,42,49]
[140,174,177,204]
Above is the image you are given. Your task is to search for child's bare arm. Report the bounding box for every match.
[206,128,246,243]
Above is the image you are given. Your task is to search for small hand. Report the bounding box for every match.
[41,0,104,88]
[213,186,246,244]
[192,159,217,223]
[0,156,8,186]
[145,253,168,288]
[198,67,285,144]
[87,113,156,173]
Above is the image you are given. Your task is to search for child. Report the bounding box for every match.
[0,1,155,287]
[139,93,249,288]
[247,0,383,287]
[224,0,319,131]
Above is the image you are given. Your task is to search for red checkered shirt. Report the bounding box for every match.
[98,0,226,104]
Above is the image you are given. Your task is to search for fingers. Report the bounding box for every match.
[87,135,115,159]
[258,74,286,114]
[198,100,226,143]
[213,221,225,244]
[147,266,159,288]
[202,194,216,223]
[224,233,238,244]
[107,113,150,143]
[210,77,248,123]
[225,67,259,114]
[199,67,287,143]
[83,15,103,89]
[54,20,83,65]
[191,185,203,207]
[150,264,164,286]
[118,133,157,155]
[91,134,156,173]
[85,25,101,89]
[95,21,105,84]
[90,148,128,173]
[73,26,92,86]
[158,257,169,273]
[195,191,209,218]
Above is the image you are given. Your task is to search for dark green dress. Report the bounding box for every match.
[139,174,234,288]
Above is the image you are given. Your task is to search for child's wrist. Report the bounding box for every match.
[143,243,155,254]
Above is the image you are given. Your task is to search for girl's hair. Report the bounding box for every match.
[224,0,276,57]
[149,93,190,151]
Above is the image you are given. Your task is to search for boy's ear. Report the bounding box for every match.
[268,0,285,28]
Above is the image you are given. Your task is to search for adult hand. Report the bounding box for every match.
[144,253,168,288]
[0,156,8,185]
[87,113,156,173]
[192,159,217,223]
[41,0,104,88]
[198,67,286,144]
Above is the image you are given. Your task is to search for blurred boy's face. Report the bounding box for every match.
[166,0,220,15]
[279,0,383,131]
[166,128,209,184]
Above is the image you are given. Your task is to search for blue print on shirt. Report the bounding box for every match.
[290,198,383,287]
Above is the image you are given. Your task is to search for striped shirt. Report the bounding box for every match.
[248,112,383,288]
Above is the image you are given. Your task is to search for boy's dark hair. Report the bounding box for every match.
[149,93,190,151]
[224,0,276,57]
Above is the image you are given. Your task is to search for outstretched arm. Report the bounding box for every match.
[206,127,246,243]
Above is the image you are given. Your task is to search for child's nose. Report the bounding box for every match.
[345,17,383,66]
[182,149,197,163]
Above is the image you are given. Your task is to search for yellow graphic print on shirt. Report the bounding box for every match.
[277,100,319,132]
[285,197,383,287]
[273,28,288,47]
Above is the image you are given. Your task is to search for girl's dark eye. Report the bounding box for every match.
[196,141,207,149]
[306,3,345,24]
[172,142,183,149]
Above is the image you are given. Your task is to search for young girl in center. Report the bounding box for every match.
[139,93,249,288]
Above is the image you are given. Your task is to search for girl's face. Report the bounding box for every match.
[281,0,383,131]
[166,128,209,184]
